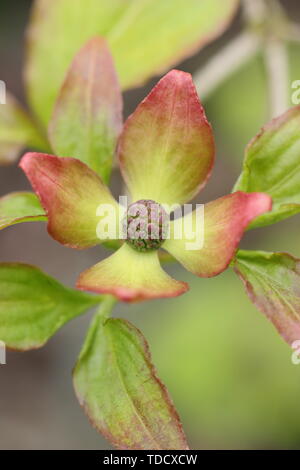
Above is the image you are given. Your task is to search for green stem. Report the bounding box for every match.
[96,295,117,321]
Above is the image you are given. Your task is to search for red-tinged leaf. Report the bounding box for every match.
[164,192,272,277]
[118,70,215,206]
[73,314,189,450]
[49,37,122,183]
[19,153,122,249]
[234,250,300,345]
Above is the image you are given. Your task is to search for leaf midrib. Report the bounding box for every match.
[106,321,162,450]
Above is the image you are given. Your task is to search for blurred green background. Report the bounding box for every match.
[1,0,300,450]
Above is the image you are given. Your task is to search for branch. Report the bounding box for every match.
[264,38,289,118]
[242,0,267,25]
[194,31,261,101]
[285,23,300,43]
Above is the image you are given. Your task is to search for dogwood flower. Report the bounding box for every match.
[20,69,271,302]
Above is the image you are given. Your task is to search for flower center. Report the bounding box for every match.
[123,199,169,252]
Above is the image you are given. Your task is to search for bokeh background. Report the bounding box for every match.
[1,0,300,450]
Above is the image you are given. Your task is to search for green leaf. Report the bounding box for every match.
[234,250,300,345]
[48,37,122,183]
[26,0,238,125]
[0,92,48,164]
[73,314,189,450]
[0,192,46,230]
[0,263,100,350]
[233,106,300,228]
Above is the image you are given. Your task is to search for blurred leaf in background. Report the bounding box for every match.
[26,0,239,125]
[48,37,123,183]
[0,92,47,164]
